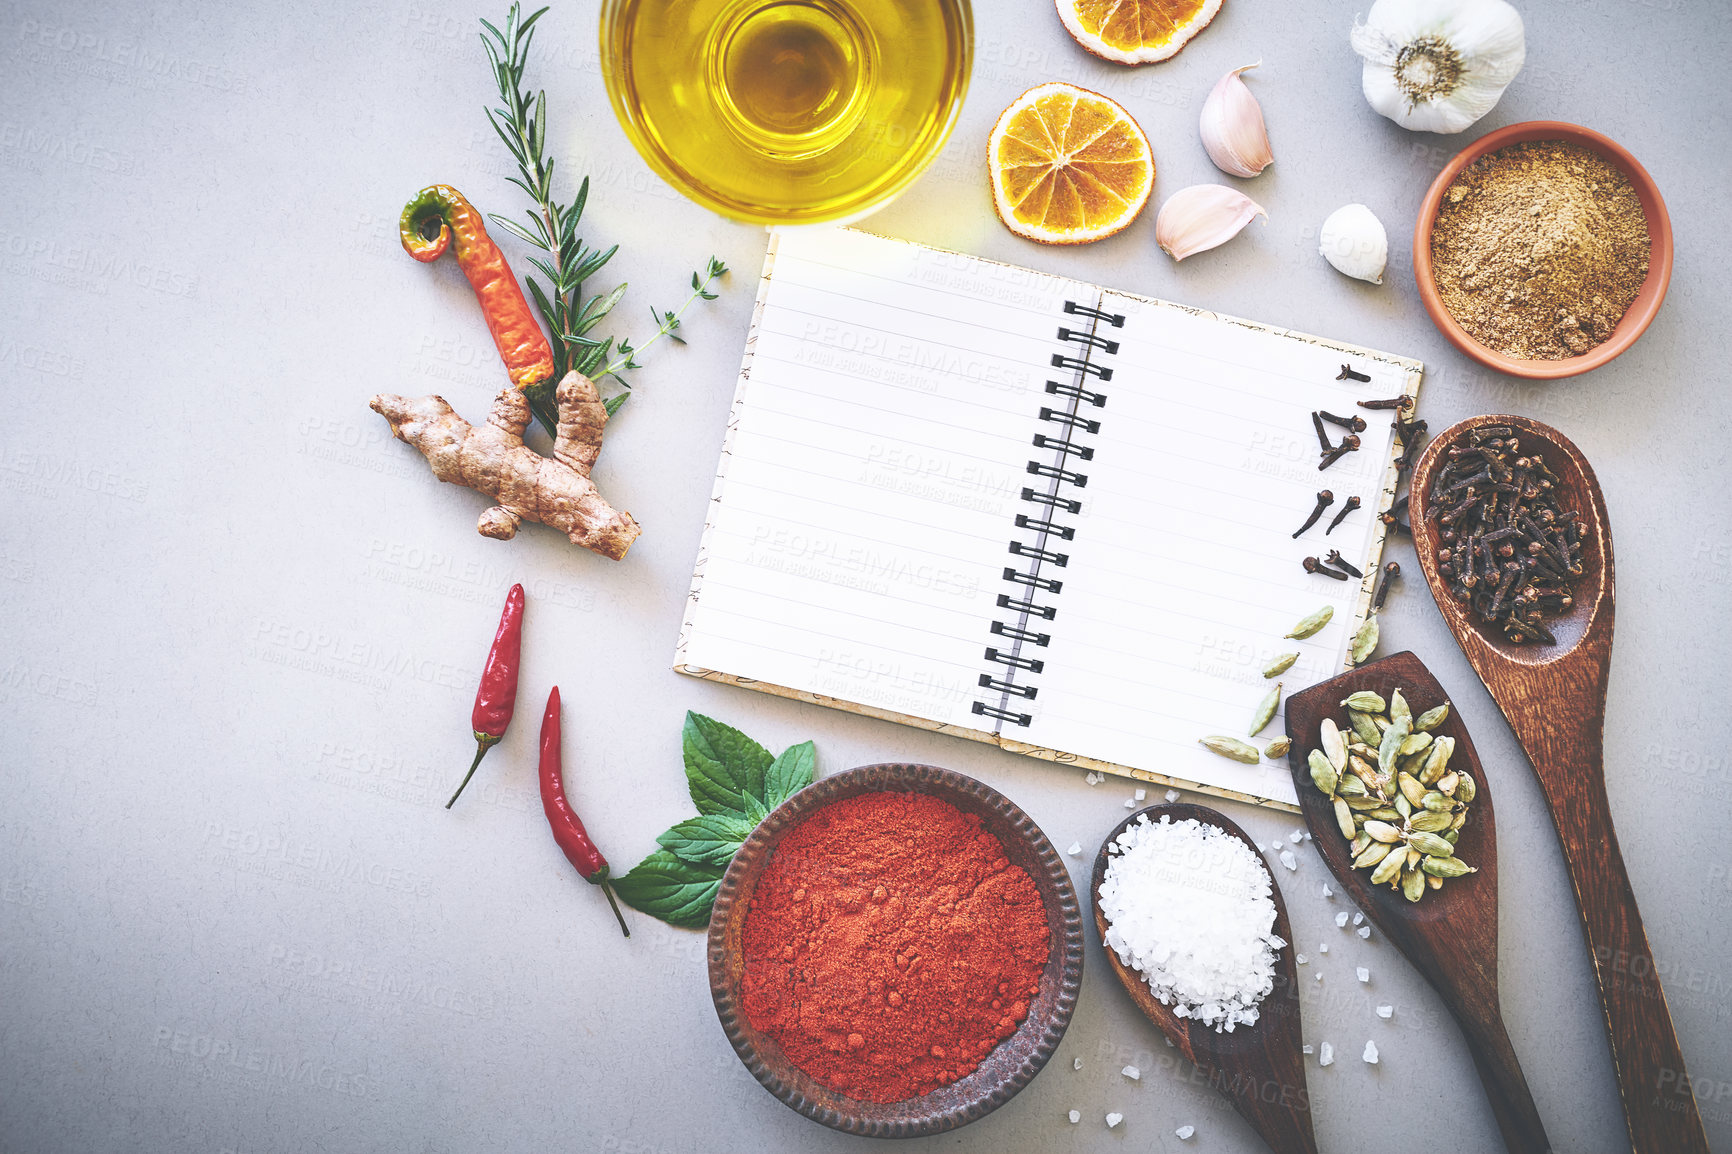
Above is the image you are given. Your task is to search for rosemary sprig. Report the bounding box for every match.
[479,4,724,434]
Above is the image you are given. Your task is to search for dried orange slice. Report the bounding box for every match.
[1056,0,1223,64]
[988,82,1154,245]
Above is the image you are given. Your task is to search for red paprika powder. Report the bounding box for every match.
[739,791,1051,1102]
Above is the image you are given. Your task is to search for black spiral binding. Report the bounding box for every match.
[971,299,1116,729]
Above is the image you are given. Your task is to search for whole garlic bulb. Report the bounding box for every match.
[1200,63,1274,178]
[1319,204,1388,284]
[1350,0,1525,134]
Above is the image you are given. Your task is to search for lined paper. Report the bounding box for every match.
[1022,291,1415,806]
[678,228,1098,729]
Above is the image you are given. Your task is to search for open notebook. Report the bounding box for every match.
[675,229,1422,810]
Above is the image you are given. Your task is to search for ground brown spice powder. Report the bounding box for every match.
[1431,140,1649,360]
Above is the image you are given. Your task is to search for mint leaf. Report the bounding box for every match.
[657,814,754,866]
[613,849,724,928]
[683,711,772,817]
[763,740,816,809]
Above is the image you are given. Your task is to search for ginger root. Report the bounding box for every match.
[370,371,640,560]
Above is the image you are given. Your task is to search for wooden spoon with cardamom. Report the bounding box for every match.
[1091,803,1315,1154]
[1285,650,1547,1153]
[1409,413,1708,1154]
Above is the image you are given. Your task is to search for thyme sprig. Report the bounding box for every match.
[479,4,723,434]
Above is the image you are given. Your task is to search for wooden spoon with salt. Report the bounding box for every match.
[1091,803,1315,1154]
[1409,414,1709,1153]
[1285,650,1547,1153]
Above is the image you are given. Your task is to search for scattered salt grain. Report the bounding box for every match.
[1302,1044,1314,1054]
[1314,972,1323,982]
[1269,841,1284,853]
[1363,1040,1379,1064]
[1319,943,1329,954]
[1357,926,1371,940]
[1304,831,1313,841]
[1135,788,1147,801]
[1074,1057,1083,1070]
[1296,954,1308,965]
[1176,1125,1196,1140]
[1106,1112,1123,1128]
[1353,912,1364,926]
[1067,842,1082,856]
[1087,772,1102,786]
[1098,814,1284,1032]
[1289,830,1304,843]
[1068,1110,1081,1124]
[1318,1042,1334,1066]
[1125,797,1137,808]
[1334,911,1349,928]
[1377,1004,1393,1019]
[1322,882,1334,898]
[1165,789,1181,802]
[1356,967,1370,983]
[1122,1065,1141,1080]
[1279,851,1297,871]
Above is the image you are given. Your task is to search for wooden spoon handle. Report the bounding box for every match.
[1452,1003,1551,1153]
[1531,741,1710,1153]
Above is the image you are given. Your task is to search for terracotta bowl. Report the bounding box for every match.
[707,763,1085,1137]
[1413,120,1673,380]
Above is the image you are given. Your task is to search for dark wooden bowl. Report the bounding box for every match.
[707,763,1085,1137]
[1091,803,1315,1154]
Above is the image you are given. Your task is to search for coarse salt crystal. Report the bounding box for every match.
[1074,1057,1083,1069]
[1125,797,1137,808]
[1296,954,1308,965]
[1353,912,1364,926]
[1302,1044,1314,1054]
[1135,788,1147,801]
[1098,815,1282,1032]
[1377,1004,1393,1019]
[1176,1125,1196,1140]
[1122,1065,1141,1080]
[1318,1042,1334,1066]
[1363,1040,1379,1064]
[1322,882,1334,898]
[1068,1110,1081,1124]
[1087,772,1102,785]
[1335,911,1349,928]
[1165,789,1180,802]
[1269,841,1284,853]
[1067,842,1082,856]
[1289,830,1304,843]
[1319,943,1329,954]
[1279,851,1297,871]
[1357,926,1371,939]
[1314,972,1323,982]
[1356,967,1370,983]
[1106,1112,1123,1128]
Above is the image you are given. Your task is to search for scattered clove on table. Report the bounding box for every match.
[1293,490,1335,537]
[1326,495,1361,534]
[1303,556,1349,581]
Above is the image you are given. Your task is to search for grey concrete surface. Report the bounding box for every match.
[1,1,1728,1152]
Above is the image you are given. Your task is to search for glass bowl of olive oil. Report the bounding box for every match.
[600,0,972,225]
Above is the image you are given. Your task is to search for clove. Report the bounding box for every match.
[1357,396,1413,412]
[1372,561,1400,609]
[1326,495,1361,534]
[1311,411,1336,452]
[1318,410,1367,433]
[1324,550,1363,579]
[1292,489,1335,537]
[1336,364,1372,383]
[1303,556,1349,581]
[1319,436,1359,470]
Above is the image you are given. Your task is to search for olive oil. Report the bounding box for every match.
[601,0,971,224]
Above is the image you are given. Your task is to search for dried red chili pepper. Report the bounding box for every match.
[540,686,630,937]
[399,184,555,391]
[447,583,525,809]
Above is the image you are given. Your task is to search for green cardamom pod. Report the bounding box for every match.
[1364,820,1403,844]
[1248,683,1282,737]
[1408,831,1455,857]
[1400,731,1434,757]
[1285,605,1334,640]
[1450,809,1469,832]
[1402,865,1427,902]
[1308,749,1338,795]
[1427,872,1444,890]
[1349,615,1379,664]
[1366,806,1403,821]
[1419,791,1454,813]
[1397,772,1427,807]
[1443,828,1459,844]
[1454,771,1478,803]
[1348,710,1382,746]
[1436,770,1460,796]
[1394,794,1412,819]
[1264,651,1299,678]
[1422,855,1476,878]
[1337,772,1368,797]
[1378,715,1411,777]
[1319,718,1347,773]
[1334,796,1357,840]
[1418,736,1454,785]
[1406,846,1422,870]
[1370,846,1406,884]
[1342,691,1386,713]
[1414,703,1451,732]
[1349,831,1372,856]
[1390,687,1412,729]
[1199,736,1260,764]
[1409,810,1453,833]
[1344,794,1385,811]
[1264,736,1292,760]
[1354,841,1394,869]
[1349,739,1377,759]
[1372,714,1391,733]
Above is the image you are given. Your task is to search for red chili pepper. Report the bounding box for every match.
[399,184,556,391]
[447,583,525,809]
[539,686,630,937]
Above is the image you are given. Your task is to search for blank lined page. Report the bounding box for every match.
[678,228,1098,730]
[1022,291,1418,805]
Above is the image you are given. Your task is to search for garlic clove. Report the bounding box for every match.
[1200,63,1273,178]
[1156,185,1268,261]
[1319,203,1388,284]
